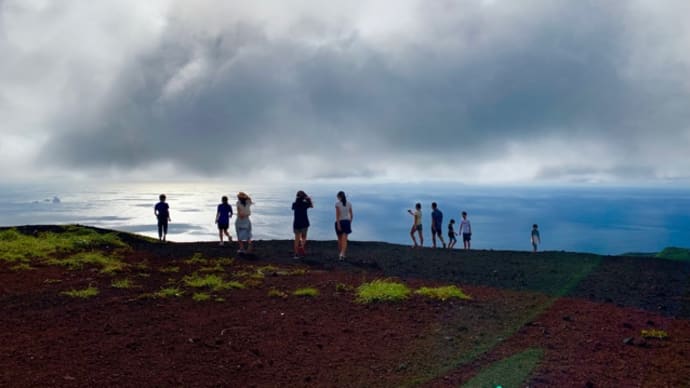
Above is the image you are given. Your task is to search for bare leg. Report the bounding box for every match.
[418,230,424,247]
[410,226,418,247]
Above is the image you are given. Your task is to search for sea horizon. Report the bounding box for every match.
[1,181,689,256]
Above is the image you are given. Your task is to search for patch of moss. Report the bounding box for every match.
[159,266,180,273]
[268,288,289,298]
[183,273,245,291]
[45,251,126,274]
[111,278,135,289]
[415,285,472,301]
[356,279,410,303]
[61,286,99,298]
[192,292,211,302]
[293,287,319,297]
[641,329,669,339]
[154,287,184,298]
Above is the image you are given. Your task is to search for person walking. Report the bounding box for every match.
[531,224,541,252]
[292,190,313,259]
[335,191,353,260]
[431,202,446,248]
[215,196,233,245]
[459,211,472,250]
[235,192,253,254]
[408,203,423,248]
[447,219,458,249]
[154,194,171,242]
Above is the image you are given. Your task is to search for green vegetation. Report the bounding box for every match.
[154,287,184,298]
[184,253,208,265]
[415,285,472,301]
[159,266,180,273]
[200,263,225,273]
[335,282,353,293]
[45,251,126,274]
[10,263,34,271]
[293,287,319,297]
[111,278,135,289]
[183,273,245,291]
[192,292,211,302]
[61,286,99,298]
[462,348,544,388]
[657,247,690,261]
[356,279,410,303]
[641,329,669,339]
[268,288,289,298]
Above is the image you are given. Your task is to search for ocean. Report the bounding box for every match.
[1,181,689,255]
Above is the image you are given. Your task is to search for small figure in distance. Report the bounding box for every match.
[154,194,171,242]
[235,192,254,254]
[431,202,446,248]
[335,191,353,261]
[407,202,423,248]
[459,211,472,250]
[447,219,458,249]
[292,190,313,259]
[531,224,541,253]
[215,196,233,246]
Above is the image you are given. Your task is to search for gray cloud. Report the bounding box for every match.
[2,0,689,183]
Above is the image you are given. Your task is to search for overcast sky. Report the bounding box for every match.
[1,0,689,185]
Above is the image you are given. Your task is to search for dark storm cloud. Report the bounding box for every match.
[34,1,690,182]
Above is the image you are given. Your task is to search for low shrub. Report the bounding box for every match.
[293,287,319,297]
[356,279,410,303]
[415,285,472,301]
[61,286,99,298]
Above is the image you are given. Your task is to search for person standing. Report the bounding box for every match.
[235,192,253,253]
[431,202,446,248]
[292,190,313,259]
[154,194,171,242]
[531,224,541,253]
[215,196,233,246]
[459,211,472,250]
[407,203,423,248]
[447,219,458,249]
[335,191,353,261]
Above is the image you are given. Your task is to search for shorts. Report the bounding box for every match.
[294,227,309,235]
[431,224,442,235]
[217,222,229,230]
[335,220,352,235]
[235,218,252,241]
[463,233,472,242]
[413,224,422,232]
[448,233,457,241]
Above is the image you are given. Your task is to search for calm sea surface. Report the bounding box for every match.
[1,181,689,255]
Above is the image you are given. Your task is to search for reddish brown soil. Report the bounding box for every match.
[1,226,689,387]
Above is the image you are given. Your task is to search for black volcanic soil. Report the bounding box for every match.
[1,225,689,387]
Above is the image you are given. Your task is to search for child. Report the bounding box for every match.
[154,194,171,242]
[459,211,471,250]
[215,196,233,245]
[407,203,423,248]
[447,219,457,249]
[292,190,313,259]
[531,224,541,252]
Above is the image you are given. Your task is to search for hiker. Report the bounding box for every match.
[447,219,458,249]
[431,202,446,248]
[235,192,253,253]
[408,202,423,248]
[531,224,541,252]
[154,194,171,242]
[335,191,353,260]
[292,190,313,259]
[215,196,233,245]
[459,211,472,250]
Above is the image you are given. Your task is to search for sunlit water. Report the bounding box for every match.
[1,181,689,255]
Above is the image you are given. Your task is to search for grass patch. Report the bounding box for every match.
[184,253,208,265]
[200,263,225,273]
[356,279,410,303]
[45,251,126,274]
[111,278,135,289]
[183,273,245,291]
[268,288,289,298]
[0,226,128,264]
[61,286,99,298]
[462,348,544,388]
[657,247,690,261]
[192,292,211,302]
[159,266,180,273]
[415,285,472,301]
[154,287,184,298]
[641,329,669,339]
[293,287,319,297]
[10,263,34,271]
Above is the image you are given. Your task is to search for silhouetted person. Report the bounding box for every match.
[431,202,446,248]
[292,190,313,259]
[335,191,353,260]
[235,192,253,253]
[459,211,472,250]
[215,196,233,245]
[408,203,423,248]
[531,224,541,252]
[154,194,170,241]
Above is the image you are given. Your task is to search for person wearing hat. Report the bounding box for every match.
[235,192,253,253]
[291,190,313,259]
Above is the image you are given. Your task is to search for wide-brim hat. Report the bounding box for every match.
[237,192,250,200]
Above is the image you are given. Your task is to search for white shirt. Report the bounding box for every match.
[459,218,471,234]
[335,200,352,221]
[236,201,252,218]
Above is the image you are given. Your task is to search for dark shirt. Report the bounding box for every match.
[431,208,443,230]
[292,198,313,229]
[154,202,169,221]
[217,203,233,225]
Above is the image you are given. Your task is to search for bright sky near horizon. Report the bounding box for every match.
[1,0,690,185]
